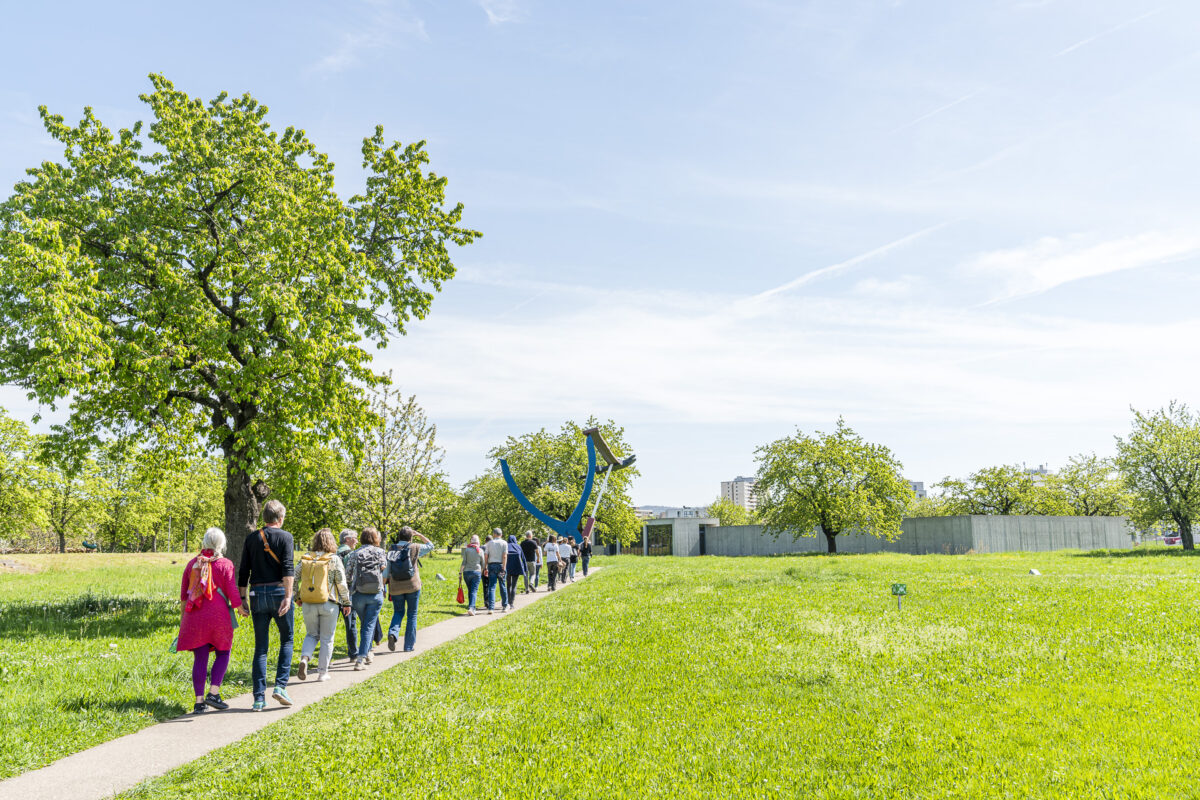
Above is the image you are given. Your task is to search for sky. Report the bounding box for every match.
[2,0,1200,506]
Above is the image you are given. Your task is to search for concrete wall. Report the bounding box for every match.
[697,515,1132,557]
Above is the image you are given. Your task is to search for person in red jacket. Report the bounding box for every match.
[177,528,243,714]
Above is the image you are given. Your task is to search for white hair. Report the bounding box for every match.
[469,534,480,545]
[202,527,227,558]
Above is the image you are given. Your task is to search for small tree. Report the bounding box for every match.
[1115,402,1200,550]
[937,465,1067,516]
[755,418,913,554]
[707,496,751,526]
[36,433,104,553]
[0,75,479,565]
[1050,454,1129,517]
[344,384,445,539]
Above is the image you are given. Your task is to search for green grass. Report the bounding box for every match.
[0,551,466,779]
[115,549,1200,799]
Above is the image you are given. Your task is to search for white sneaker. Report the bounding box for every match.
[365,653,374,665]
[467,608,475,616]
[353,658,365,671]
[501,605,509,613]
[317,672,331,682]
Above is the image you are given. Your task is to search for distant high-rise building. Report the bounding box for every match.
[721,476,758,512]
[908,481,927,499]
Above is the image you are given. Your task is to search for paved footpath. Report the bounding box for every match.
[0,569,600,800]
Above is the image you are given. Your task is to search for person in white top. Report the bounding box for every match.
[557,537,572,583]
[543,536,561,591]
[483,528,510,613]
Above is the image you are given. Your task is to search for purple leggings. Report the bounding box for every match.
[192,645,231,696]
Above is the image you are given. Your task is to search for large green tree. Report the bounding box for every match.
[0,409,45,544]
[1115,402,1200,550]
[0,75,478,563]
[755,418,913,554]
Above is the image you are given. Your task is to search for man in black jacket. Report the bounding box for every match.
[238,499,295,711]
[519,531,540,592]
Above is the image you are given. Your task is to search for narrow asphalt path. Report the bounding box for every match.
[0,568,600,800]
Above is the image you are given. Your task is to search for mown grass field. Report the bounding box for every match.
[108,549,1200,799]
[0,551,467,779]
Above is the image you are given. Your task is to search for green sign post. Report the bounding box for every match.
[891,583,906,611]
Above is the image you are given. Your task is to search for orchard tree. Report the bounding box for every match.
[1115,402,1200,550]
[469,419,641,546]
[755,418,912,554]
[1050,454,1129,517]
[0,409,46,542]
[36,432,104,553]
[707,496,752,526]
[0,75,479,564]
[936,465,1067,516]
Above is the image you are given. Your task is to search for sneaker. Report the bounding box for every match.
[192,702,207,715]
[487,608,494,615]
[317,672,332,682]
[272,687,293,707]
[403,647,414,653]
[387,633,397,652]
[501,605,509,613]
[467,608,475,616]
[354,658,365,671]
[252,699,267,712]
[365,653,374,665]
[297,659,308,681]
[204,693,229,711]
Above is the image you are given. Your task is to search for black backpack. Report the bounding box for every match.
[352,547,387,595]
[387,544,414,582]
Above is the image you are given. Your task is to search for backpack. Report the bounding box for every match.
[387,543,414,582]
[299,552,333,604]
[352,547,387,595]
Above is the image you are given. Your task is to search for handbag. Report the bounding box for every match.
[456,575,465,605]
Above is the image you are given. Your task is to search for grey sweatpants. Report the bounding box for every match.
[300,600,339,674]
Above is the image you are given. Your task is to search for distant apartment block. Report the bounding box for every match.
[721,476,759,512]
[909,481,927,499]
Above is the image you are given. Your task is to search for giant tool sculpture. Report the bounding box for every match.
[500,426,636,543]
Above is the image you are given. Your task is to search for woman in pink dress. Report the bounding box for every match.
[177,528,243,714]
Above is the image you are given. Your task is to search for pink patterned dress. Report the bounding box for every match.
[177,556,243,651]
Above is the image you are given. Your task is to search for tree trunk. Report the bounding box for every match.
[825,530,838,554]
[224,460,270,570]
[1181,519,1194,551]
[57,531,66,554]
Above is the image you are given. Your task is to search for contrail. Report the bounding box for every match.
[1055,7,1164,57]
[891,90,982,134]
[750,221,950,303]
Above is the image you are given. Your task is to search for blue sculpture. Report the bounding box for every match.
[499,427,636,543]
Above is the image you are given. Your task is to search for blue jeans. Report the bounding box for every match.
[389,589,420,651]
[351,591,383,659]
[582,554,590,575]
[463,570,481,610]
[485,563,507,609]
[342,605,357,656]
[531,563,541,589]
[250,585,294,700]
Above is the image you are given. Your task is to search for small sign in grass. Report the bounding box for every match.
[892,582,906,610]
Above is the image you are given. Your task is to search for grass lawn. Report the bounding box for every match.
[0,550,466,779]
[112,549,1200,799]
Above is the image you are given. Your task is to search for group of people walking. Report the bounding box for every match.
[457,529,591,614]
[176,499,592,714]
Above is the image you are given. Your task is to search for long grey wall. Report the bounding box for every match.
[701,515,1132,556]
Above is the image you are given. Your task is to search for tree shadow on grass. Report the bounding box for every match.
[1072,547,1200,558]
[0,593,178,638]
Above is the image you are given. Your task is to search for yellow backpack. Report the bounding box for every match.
[299,552,333,604]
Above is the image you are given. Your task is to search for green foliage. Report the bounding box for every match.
[905,493,951,517]
[0,74,479,561]
[118,552,1200,798]
[706,495,752,525]
[755,418,913,553]
[462,419,641,546]
[1049,453,1130,517]
[936,465,1068,516]
[0,551,467,778]
[1115,401,1200,549]
[0,409,46,541]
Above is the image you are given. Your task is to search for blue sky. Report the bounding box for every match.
[3,0,1200,505]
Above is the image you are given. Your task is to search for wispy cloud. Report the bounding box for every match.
[972,230,1200,303]
[311,3,429,74]
[890,90,982,134]
[479,0,522,25]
